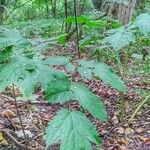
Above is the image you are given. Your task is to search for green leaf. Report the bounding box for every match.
[103,27,135,51]
[93,63,126,92]
[0,45,13,63]
[0,29,25,47]
[77,67,93,79]
[45,109,100,150]
[77,15,89,24]
[107,0,128,4]
[78,59,96,68]
[65,17,75,24]
[65,16,89,24]
[56,34,67,44]
[77,60,126,92]
[36,65,67,90]
[131,54,143,60]
[130,13,150,36]
[17,73,37,98]
[71,83,107,121]
[0,50,69,98]
[44,76,73,103]
[65,63,76,72]
[44,56,69,66]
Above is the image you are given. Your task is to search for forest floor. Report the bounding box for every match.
[0,45,150,150]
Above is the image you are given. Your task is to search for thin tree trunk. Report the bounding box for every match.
[0,0,5,23]
[50,0,56,17]
[64,0,68,32]
[45,0,50,18]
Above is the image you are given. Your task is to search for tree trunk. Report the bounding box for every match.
[118,0,137,25]
[45,0,50,18]
[50,0,57,17]
[0,0,5,23]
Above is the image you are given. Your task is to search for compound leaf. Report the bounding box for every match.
[45,109,100,150]
[103,27,135,51]
[93,63,126,92]
[77,60,126,92]
[44,56,69,66]
[131,13,150,36]
[44,76,73,103]
[71,83,107,121]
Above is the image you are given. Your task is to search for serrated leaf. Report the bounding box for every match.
[78,67,93,79]
[56,34,67,44]
[0,50,68,98]
[0,54,38,95]
[65,16,89,24]
[103,27,135,51]
[131,54,143,60]
[77,15,89,24]
[107,0,128,4]
[93,63,126,92]
[45,109,100,150]
[44,76,73,103]
[0,29,25,47]
[71,83,107,121]
[0,45,13,63]
[77,60,126,92]
[44,56,69,66]
[65,63,75,72]
[130,13,150,36]
[17,73,37,98]
[78,59,96,68]
[17,66,68,99]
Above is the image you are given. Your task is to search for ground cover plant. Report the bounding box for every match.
[0,0,150,150]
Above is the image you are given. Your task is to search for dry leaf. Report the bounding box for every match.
[117,127,125,134]
[117,138,129,145]
[145,138,150,145]
[111,115,119,125]
[15,130,33,138]
[1,109,16,118]
[125,128,134,135]
[115,145,129,150]
[137,135,149,142]
[0,132,8,145]
[135,128,145,133]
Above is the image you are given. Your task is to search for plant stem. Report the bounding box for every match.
[73,0,80,59]
[130,94,150,120]
[12,84,28,150]
[120,92,125,123]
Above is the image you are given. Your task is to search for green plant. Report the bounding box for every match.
[130,94,150,120]
[0,28,126,150]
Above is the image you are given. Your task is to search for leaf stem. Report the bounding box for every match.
[12,84,28,150]
[120,92,125,123]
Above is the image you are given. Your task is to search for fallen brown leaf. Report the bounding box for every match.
[125,128,134,135]
[117,138,129,145]
[1,109,16,118]
[117,127,125,134]
[135,128,145,133]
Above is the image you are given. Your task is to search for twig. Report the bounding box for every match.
[103,124,120,139]
[1,94,49,105]
[1,129,37,150]
[130,94,150,120]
